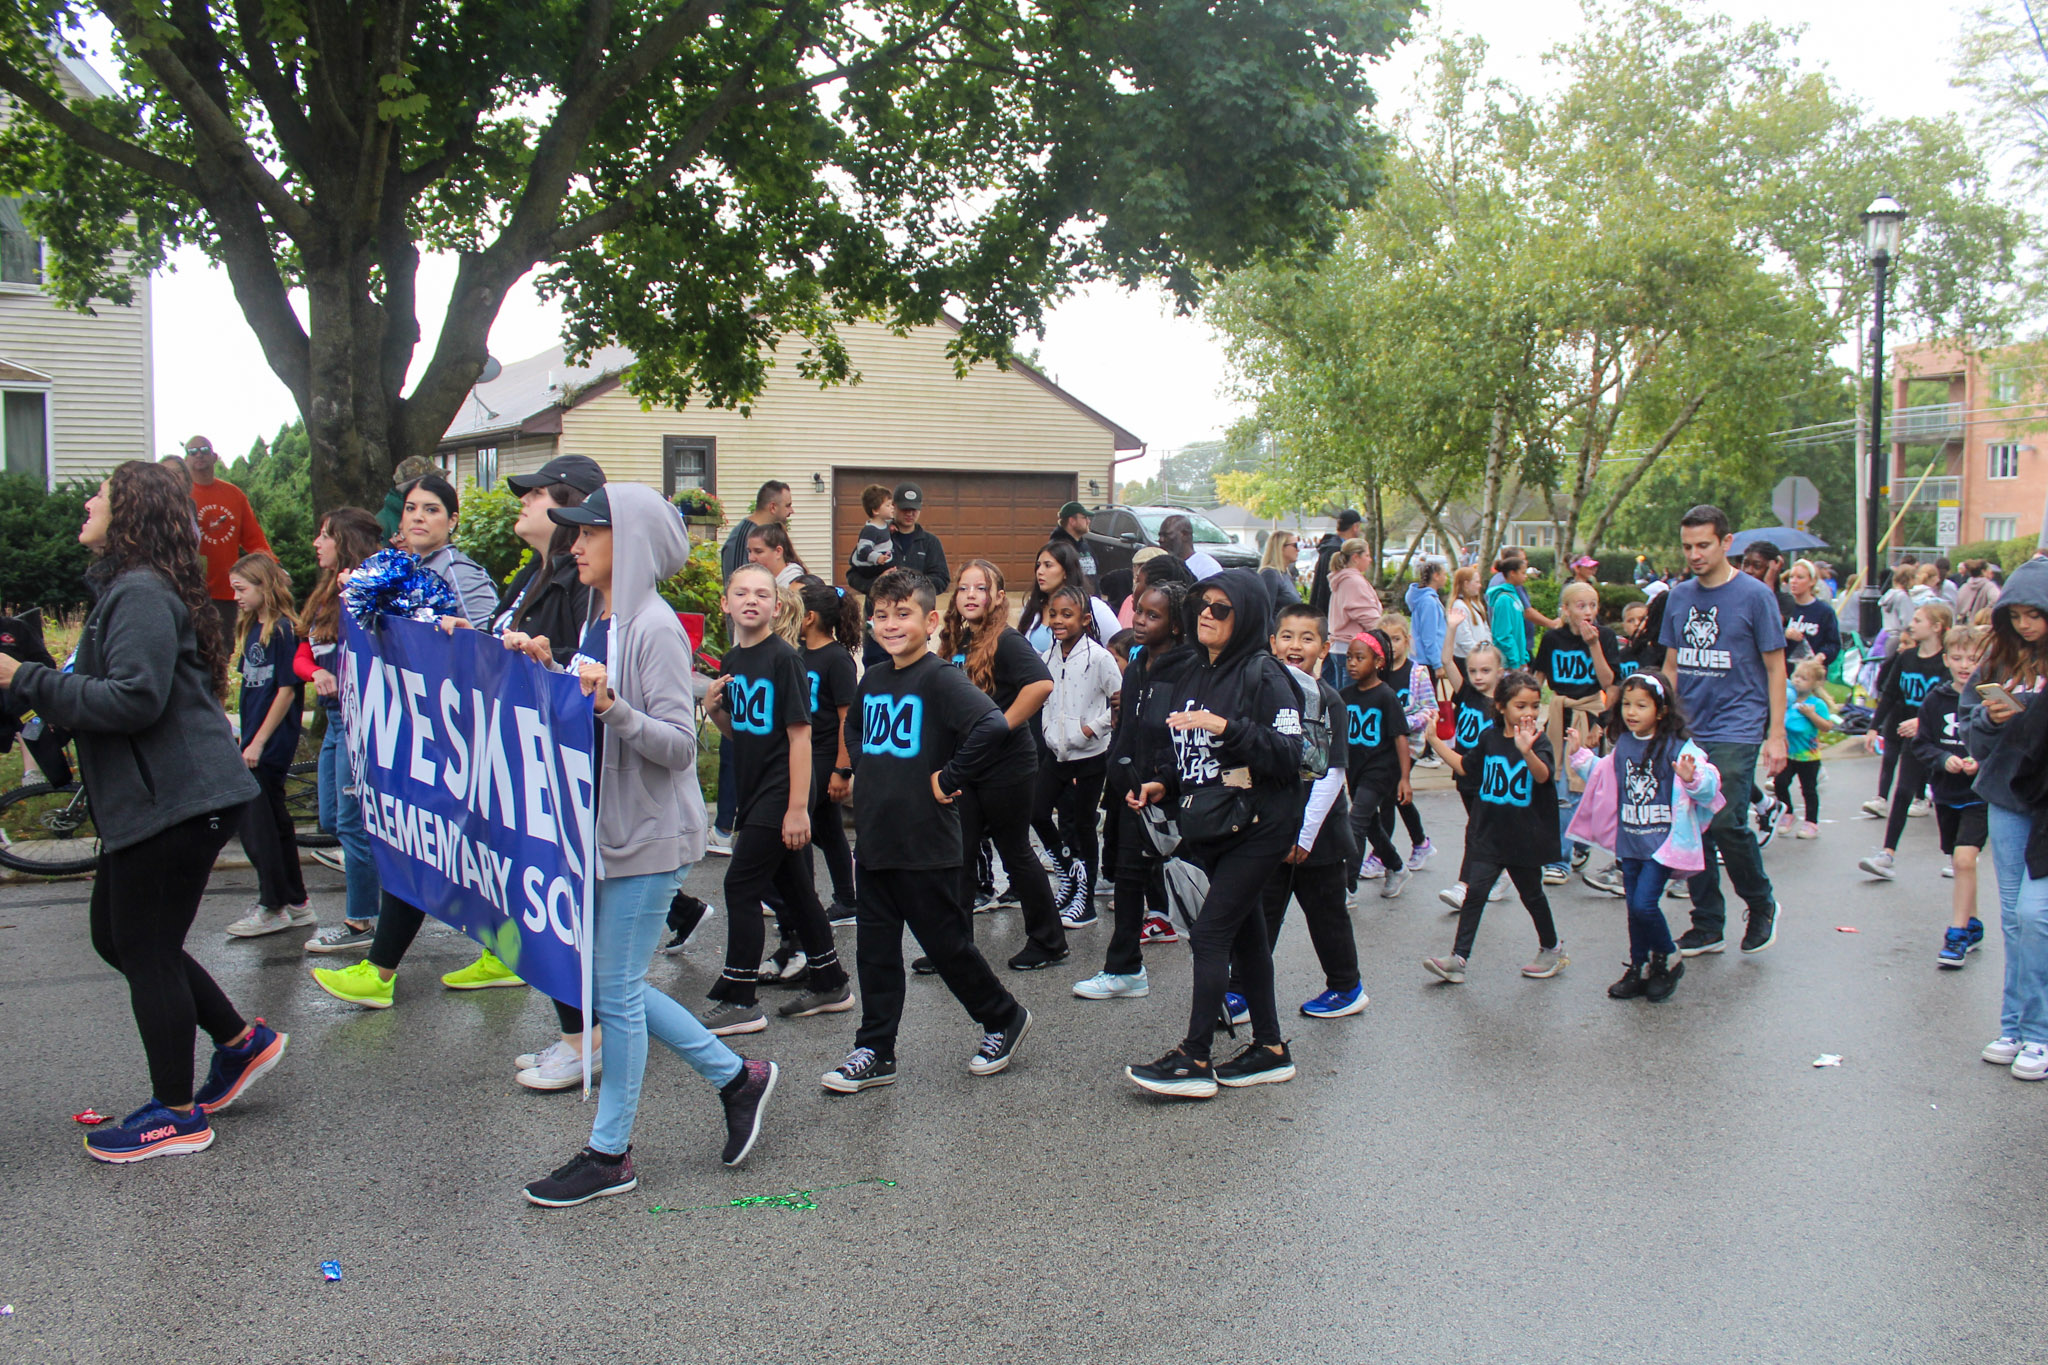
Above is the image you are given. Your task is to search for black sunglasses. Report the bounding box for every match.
[1197,599,1234,619]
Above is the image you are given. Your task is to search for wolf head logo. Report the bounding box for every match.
[1625,760,1660,806]
[1684,607,1719,651]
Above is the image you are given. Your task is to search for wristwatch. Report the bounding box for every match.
[833,766,853,778]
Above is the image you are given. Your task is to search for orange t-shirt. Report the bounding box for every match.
[189,478,272,599]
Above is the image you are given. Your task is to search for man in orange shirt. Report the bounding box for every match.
[184,435,273,648]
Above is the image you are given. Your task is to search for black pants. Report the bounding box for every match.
[957,774,1064,954]
[238,768,306,910]
[1453,860,1557,960]
[1347,784,1404,887]
[713,824,846,1004]
[1183,828,1292,1060]
[1102,804,1167,976]
[1881,748,1929,851]
[1877,719,1926,803]
[807,766,857,907]
[1774,758,1821,823]
[854,866,1019,1059]
[1032,753,1107,910]
[90,809,244,1107]
[1381,796,1427,846]
[367,890,427,972]
[1259,859,1359,993]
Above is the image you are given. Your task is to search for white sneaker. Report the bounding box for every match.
[1360,856,1386,881]
[308,848,345,872]
[1860,797,1888,818]
[1381,867,1413,898]
[706,827,735,857]
[286,902,317,927]
[1438,884,1467,913]
[2014,1042,2048,1081]
[515,1038,576,1071]
[1858,851,1896,881]
[1942,862,1954,878]
[1072,969,1149,1000]
[226,905,294,938]
[1984,1035,2024,1065]
[1907,798,1932,818]
[517,1043,599,1091]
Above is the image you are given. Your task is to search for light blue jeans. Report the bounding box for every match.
[1986,803,2048,1042]
[590,866,743,1156]
[316,716,380,925]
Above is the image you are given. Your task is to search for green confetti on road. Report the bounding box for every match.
[649,1177,897,1215]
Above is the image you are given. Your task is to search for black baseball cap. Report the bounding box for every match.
[894,482,924,510]
[509,454,606,496]
[1058,500,1089,520]
[546,485,612,528]
[1335,507,1362,530]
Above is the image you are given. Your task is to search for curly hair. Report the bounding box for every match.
[102,459,232,697]
[939,559,1010,694]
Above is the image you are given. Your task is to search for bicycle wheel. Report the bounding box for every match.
[0,781,102,875]
[284,760,338,849]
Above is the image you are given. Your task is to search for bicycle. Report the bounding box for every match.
[0,756,333,877]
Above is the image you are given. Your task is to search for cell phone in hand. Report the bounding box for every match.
[1978,683,2020,709]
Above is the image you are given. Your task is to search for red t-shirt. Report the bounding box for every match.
[189,478,272,599]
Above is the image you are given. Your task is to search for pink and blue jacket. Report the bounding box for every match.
[1565,739,1724,874]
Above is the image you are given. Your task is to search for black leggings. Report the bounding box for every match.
[1032,753,1107,908]
[367,891,428,973]
[1452,860,1557,960]
[712,824,845,1005]
[1347,785,1404,887]
[1257,860,1358,993]
[957,774,1064,954]
[807,765,856,907]
[238,769,306,910]
[1182,828,1293,1060]
[1774,758,1820,823]
[1882,747,1929,851]
[1381,797,1427,847]
[91,809,245,1107]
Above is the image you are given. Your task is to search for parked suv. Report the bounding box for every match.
[1084,505,1264,582]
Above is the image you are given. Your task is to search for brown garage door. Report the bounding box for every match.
[832,468,1076,590]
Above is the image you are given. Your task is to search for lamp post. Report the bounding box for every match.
[1858,193,1906,640]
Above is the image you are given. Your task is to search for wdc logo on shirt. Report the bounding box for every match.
[1456,702,1489,748]
[1348,704,1380,748]
[807,670,820,713]
[1901,671,1937,706]
[1478,754,1532,806]
[862,693,922,757]
[1550,648,1596,686]
[1678,607,1732,670]
[728,676,776,735]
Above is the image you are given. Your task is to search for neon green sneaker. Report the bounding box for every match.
[441,949,524,990]
[310,959,395,1009]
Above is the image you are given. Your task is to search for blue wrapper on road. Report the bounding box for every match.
[337,613,596,1008]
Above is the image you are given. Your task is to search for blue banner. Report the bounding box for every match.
[337,614,597,1008]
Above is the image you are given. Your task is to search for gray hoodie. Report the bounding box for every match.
[584,484,707,876]
[1966,554,2048,811]
[8,567,258,850]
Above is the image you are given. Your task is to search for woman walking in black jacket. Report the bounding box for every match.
[1,461,286,1161]
[1125,570,1309,1098]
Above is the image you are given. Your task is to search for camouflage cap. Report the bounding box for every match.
[392,455,439,487]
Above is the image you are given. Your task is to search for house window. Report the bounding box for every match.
[0,198,40,287]
[474,446,498,489]
[662,436,714,497]
[1990,442,2021,480]
[2,389,46,481]
[1994,368,2025,405]
[1986,516,2018,541]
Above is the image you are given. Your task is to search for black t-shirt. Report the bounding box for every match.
[1613,632,1654,680]
[966,626,1050,776]
[237,617,302,774]
[1885,648,1947,723]
[1304,679,1355,867]
[1915,683,1979,806]
[853,652,1005,870]
[804,642,859,766]
[717,635,811,829]
[1465,727,1559,868]
[1449,683,1496,793]
[1535,625,1620,700]
[1339,679,1406,794]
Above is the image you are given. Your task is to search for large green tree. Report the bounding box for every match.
[0,0,1415,511]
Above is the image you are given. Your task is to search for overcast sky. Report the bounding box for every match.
[149,0,1982,476]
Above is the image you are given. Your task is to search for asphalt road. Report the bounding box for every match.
[1,754,2043,1365]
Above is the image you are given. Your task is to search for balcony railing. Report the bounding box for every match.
[1887,475,1959,508]
[1892,402,1963,444]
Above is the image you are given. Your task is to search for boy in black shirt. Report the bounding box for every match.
[1339,630,1411,899]
[699,564,851,1034]
[1913,625,1989,968]
[822,569,1032,1093]
[1259,606,1367,1017]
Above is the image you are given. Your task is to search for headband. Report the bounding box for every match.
[1630,672,1665,696]
[1353,631,1384,660]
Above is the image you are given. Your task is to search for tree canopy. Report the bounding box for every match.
[0,0,1416,510]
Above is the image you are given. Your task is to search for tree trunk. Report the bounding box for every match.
[1579,388,1717,553]
[1476,392,1512,572]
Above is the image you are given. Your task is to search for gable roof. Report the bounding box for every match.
[439,322,1142,450]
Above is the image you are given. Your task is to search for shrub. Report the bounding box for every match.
[1597,582,1646,619]
[1527,576,1561,620]
[0,475,94,618]
[657,539,729,654]
[451,480,526,585]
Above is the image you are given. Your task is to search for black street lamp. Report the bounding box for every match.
[1858,193,1906,640]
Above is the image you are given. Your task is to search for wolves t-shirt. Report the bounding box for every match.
[1610,731,1676,862]
[1465,727,1558,867]
[804,642,859,766]
[717,635,811,829]
[1536,625,1620,701]
[1339,679,1406,793]
[1657,573,1785,744]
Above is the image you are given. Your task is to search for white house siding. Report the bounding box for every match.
[554,321,1119,572]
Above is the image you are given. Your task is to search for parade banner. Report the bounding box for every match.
[338,614,596,1009]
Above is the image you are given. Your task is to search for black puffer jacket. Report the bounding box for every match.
[498,552,592,653]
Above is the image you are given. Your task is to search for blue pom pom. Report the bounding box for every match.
[343,549,460,627]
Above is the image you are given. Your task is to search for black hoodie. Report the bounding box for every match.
[1161,569,1307,841]
[1107,639,1194,797]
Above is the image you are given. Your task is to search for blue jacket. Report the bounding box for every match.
[1405,583,1447,669]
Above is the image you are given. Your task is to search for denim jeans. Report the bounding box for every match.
[1555,787,1583,867]
[1620,856,1676,962]
[590,866,743,1156]
[1988,802,2031,1040]
[1684,741,1775,938]
[317,716,380,925]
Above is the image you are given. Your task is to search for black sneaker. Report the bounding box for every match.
[662,893,709,954]
[967,1006,1032,1076]
[719,1059,777,1166]
[1644,951,1685,1002]
[1740,901,1779,954]
[1126,1046,1218,1098]
[1007,942,1070,971]
[1607,962,1648,1000]
[826,899,858,927]
[1215,1040,1297,1088]
[911,955,938,976]
[1676,927,1725,957]
[776,983,855,1017]
[1754,796,1781,848]
[970,890,1000,914]
[522,1147,637,1207]
[821,1048,897,1093]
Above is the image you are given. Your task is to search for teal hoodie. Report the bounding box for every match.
[1486,579,1530,668]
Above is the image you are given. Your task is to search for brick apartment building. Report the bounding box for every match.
[1891,340,2048,550]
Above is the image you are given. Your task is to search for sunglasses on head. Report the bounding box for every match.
[1197,599,1233,619]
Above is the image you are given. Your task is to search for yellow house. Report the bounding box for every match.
[437,318,1142,581]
